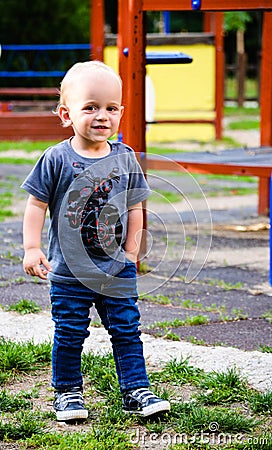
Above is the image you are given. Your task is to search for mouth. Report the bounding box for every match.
[93,125,109,130]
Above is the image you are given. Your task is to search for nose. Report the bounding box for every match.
[95,108,108,120]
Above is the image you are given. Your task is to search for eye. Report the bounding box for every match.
[107,106,119,112]
[85,105,97,111]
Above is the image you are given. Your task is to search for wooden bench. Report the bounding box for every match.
[0,87,72,141]
[146,147,272,215]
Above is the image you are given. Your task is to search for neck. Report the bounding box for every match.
[71,138,110,158]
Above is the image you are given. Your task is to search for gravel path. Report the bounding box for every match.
[1,310,271,392]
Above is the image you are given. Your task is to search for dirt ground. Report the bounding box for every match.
[0,156,272,352]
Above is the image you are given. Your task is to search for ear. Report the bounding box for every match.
[58,104,72,128]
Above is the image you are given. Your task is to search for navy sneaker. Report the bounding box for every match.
[122,388,170,417]
[53,386,88,421]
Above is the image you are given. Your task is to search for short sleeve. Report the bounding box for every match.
[21,150,57,204]
[127,153,151,207]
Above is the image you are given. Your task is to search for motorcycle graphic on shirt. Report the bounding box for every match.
[66,167,123,256]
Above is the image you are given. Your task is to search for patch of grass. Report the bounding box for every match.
[138,261,152,274]
[259,345,272,353]
[171,402,259,435]
[224,105,260,116]
[204,278,244,290]
[150,357,203,385]
[140,293,171,305]
[24,427,134,449]
[0,411,46,440]
[207,186,257,197]
[163,331,181,341]
[0,250,22,264]
[0,348,270,449]
[0,156,40,164]
[0,140,57,153]
[248,390,272,414]
[0,191,14,221]
[196,368,249,405]
[149,315,209,331]
[0,338,51,378]
[81,352,119,400]
[186,336,206,346]
[227,119,260,131]
[261,310,272,324]
[0,389,32,412]
[6,298,42,314]
[149,189,182,203]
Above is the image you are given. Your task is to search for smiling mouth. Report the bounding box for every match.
[93,125,109,129]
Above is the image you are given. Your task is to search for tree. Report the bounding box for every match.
[0,0,90,44]
[224,12,252,106]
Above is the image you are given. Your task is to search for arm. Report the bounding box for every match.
[124,202,143,263]
[23,194,52,280]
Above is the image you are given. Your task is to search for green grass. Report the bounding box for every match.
[0,191,14,221]
[225,78,259,102]
[0,140,57,153]
[0,341,270,449]
[224,105,260,116]
[6,299,42,315]
[227,119,260,131]
[149,189,182,203]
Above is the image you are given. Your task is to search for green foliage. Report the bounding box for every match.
[82,352,119,399]
[249,390,272,414]
[171,402,258,434]
[150,315,209,331]
[0,349,269,449]
[0,338,51,375]
[24,427,134,449]
[6,299,42,314]
[224,12,252,32]
[150,357,203,385]
[196,368,249,404]
[0,389,32,412]
[0,411,45,440]
[227,119,260,130]
[259,345,272,353]
[0,0,90,44]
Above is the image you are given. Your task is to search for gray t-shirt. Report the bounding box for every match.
[21,139,150,292]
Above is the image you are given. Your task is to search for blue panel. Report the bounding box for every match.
[146,51,192,65]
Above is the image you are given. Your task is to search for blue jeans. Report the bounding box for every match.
[49,263,150,392]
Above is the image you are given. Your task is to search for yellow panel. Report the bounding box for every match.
[104,44,216,142]
[146,44,215,112]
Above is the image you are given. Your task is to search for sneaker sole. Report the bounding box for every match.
[123,400,170,417]
[56,409,88,421]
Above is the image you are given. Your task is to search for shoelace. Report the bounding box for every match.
[56,391,84,407]
[128,388,158,405]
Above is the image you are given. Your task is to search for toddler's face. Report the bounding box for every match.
[60,71,124,147]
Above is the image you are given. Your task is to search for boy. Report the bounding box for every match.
[22,61,170,421]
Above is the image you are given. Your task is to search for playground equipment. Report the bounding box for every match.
[114,0,272,283]
[114,0,272,216]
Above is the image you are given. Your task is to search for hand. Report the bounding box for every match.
[125,251,137,263]
[23,248,52,280]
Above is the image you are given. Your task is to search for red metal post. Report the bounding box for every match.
[214,12,224,140]
[118,0,146,155]
[118,0,147,260]
[259,11,272,215]
[90,0,105,61]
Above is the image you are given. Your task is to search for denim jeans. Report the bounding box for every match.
[49,262,150,392]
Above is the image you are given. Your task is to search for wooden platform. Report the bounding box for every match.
[0,112,71,141]
[147,147,272,215]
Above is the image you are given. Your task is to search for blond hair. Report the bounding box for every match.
[59,60,122,106]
